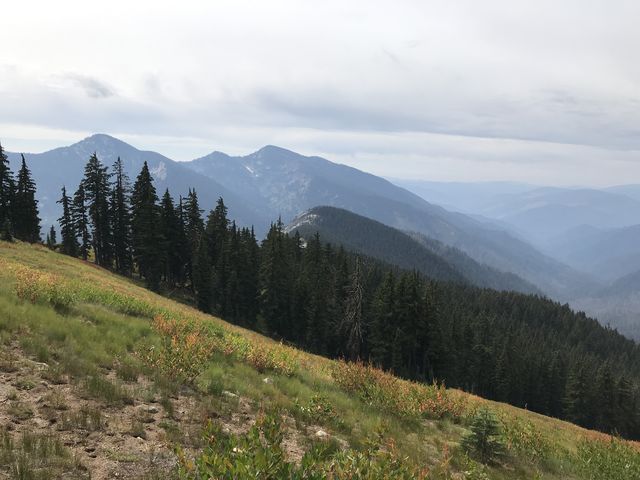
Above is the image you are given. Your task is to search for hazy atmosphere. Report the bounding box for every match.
[4,2,640,477]
[3,0,640,185]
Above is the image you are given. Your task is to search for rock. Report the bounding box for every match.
[222,391,238,399]
[315,429,329,439]
[263,377,273,384]
[145,406,159,414]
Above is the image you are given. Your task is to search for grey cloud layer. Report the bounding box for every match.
[1,0,639,185]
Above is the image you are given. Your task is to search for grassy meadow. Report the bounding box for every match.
[0,240,638,479]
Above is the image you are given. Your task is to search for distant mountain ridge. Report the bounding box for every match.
[6,134,593,300]
[6,134,268,233]
[287,206,540,294]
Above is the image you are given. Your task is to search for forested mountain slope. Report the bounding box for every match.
[287,206,539,294]
[185,145,595,299]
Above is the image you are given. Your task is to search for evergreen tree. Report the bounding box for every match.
[82,153,112,266]
[57,186,78,256]
[131,162,163,290]
[183,189,204,285]
[461,408,505,464]
[159,189,186,286]
[205,198,230,314]
[369,271,396,368]
[192,235,214,312]
[110,157,133,275]
[0,141,14,234]
[46,225,57,249]
[0,219,12,242]
[258,219,292,337]
[72,183,91,260]
[12,155,40,242]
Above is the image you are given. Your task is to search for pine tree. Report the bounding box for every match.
[0,141,14,234]
[46,225,57,249]
[159,189,186,286]
[82,153,112,266]
[258,219,292,337]
[192,235,214,312]
[131,162,163,290]
[57,186,78,256]
[72,183,91,260]
[183,189,204,286]
[369,271,396,368]
[205,198,230,313]
[461,408,505,464]
[110,157,133,275]
[13,155,40,242]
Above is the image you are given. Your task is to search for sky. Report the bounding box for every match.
[1,0,640,186]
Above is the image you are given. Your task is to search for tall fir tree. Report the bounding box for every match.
[205,197,230,313]
[72,183,91,260]
[82,153,112,266]
[46,225,57,249]
[57,186,78,256]
[192,235,214,312]
[159,189,186,286]
[183,189,204,286]
[131,162,163,290]
[0,141,14,238]
[13,155,40,242]
[110,157,133,275]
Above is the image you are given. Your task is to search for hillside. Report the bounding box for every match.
[0,241,639,479]
[186,145,593,299]
[287,206,539,294]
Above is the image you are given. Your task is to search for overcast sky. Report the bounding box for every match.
[2,0,640,186]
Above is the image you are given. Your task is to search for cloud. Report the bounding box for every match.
[1,0,640,185]
[62,73,115,99]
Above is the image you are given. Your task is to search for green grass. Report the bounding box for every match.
[0,241,639,479]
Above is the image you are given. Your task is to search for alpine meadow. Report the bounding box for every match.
[2,1,640,479]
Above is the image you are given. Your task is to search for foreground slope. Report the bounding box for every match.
[0,241,638,479]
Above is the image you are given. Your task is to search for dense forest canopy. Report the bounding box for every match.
[1,143,639,439]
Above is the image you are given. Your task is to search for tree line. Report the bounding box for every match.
[1,143,640,439]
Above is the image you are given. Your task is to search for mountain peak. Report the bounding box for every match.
[75,133,132,149]
[253,145,302,159]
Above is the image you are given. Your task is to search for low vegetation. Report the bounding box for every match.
[0,241,639,478]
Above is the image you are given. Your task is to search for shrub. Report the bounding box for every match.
[139,315,213,384]
[576,436,640,480]
[461,408,506,465]
[177,413,427,479]
[14,266,75,309]
[500,415,551,463]
[331,360,467,421]
[296,394,340,425]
